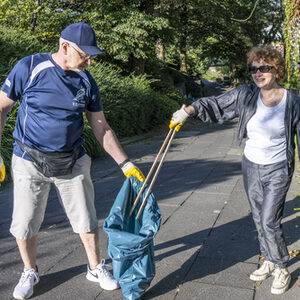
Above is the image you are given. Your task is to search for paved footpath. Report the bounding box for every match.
[1,118,300,300]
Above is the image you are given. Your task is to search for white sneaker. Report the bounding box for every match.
[13,267,39,299]
[271,267,291,295]
[86,259,119,291]
[250,260,275,281]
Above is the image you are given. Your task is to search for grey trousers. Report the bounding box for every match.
[242,155,293,268]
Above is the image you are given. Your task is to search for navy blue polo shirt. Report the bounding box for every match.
[1,53,103,159]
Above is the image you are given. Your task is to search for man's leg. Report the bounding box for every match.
[55,156,100,269]
[79,229,100,270]
[11,154,51,248]
[81,229,119,290]
[54,155,119,290]
[13,236,40,300]
[10,155,50,299]
[16,235,39,270]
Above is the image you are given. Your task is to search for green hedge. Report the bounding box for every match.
[0,27,53,84]
[89,63,181,137]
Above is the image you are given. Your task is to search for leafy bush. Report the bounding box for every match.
[149,80,187,105]
[0,27,53,84]
[282,75,300,90]
[89,62,182,137]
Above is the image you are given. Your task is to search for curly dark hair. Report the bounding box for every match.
[247,45,286,82]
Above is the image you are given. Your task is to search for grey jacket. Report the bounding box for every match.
[191,83,300,165]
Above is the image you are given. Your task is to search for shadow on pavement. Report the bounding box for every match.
[32,265,86,298]
[143,195,300,298]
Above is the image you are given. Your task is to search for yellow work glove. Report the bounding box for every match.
[121,160,145,182]
[0,156,6,183]
[169,105,189,132]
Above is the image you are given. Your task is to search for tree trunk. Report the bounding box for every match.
[131,57,145,76]
[180,52,187,73]
[30,0,41,32]
[179,4,188,73]
[156,39,165,61]
[30,13,37,32]
[180,35,187,73]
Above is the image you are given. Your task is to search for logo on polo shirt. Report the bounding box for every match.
[73,88,86,108]
[5,79,11,88]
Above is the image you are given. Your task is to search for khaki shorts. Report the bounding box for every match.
[10,154,98,239]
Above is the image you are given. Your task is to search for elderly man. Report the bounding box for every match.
[0,22,145,299]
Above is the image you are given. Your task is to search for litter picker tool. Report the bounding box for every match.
[129,127,176,219]
[129,121,180,219]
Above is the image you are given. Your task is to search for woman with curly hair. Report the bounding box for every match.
[170,45,300,295]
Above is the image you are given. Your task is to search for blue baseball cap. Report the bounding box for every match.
[61,22,104,55]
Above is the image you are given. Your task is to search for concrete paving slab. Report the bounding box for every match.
[174,280,254,300]
[233,177,246,192]
[184,259,256,290]
[155,194,228,247]
[194,184,235,195]
[214,192,252,223]
[144,246,200,299]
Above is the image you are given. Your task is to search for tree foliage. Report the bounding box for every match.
[83,0,169,75]
[0,0,298,83]
[0,0,85,46]
[282,0,300,87]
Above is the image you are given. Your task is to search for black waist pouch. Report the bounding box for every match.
[17,140,80,177]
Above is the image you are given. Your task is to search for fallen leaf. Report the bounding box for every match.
[259,253,265,262]
[289,250,300,258]
[176,284,183,292]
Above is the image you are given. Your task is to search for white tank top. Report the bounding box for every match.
[244,90,287,165]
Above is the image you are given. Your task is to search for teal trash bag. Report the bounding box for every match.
[103,177,161,300]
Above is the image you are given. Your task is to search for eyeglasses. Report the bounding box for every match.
[249,65,274,74]
[69,44,97,60]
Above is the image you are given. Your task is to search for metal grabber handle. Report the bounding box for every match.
[129,127,178,219]
[128,127,175,217]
